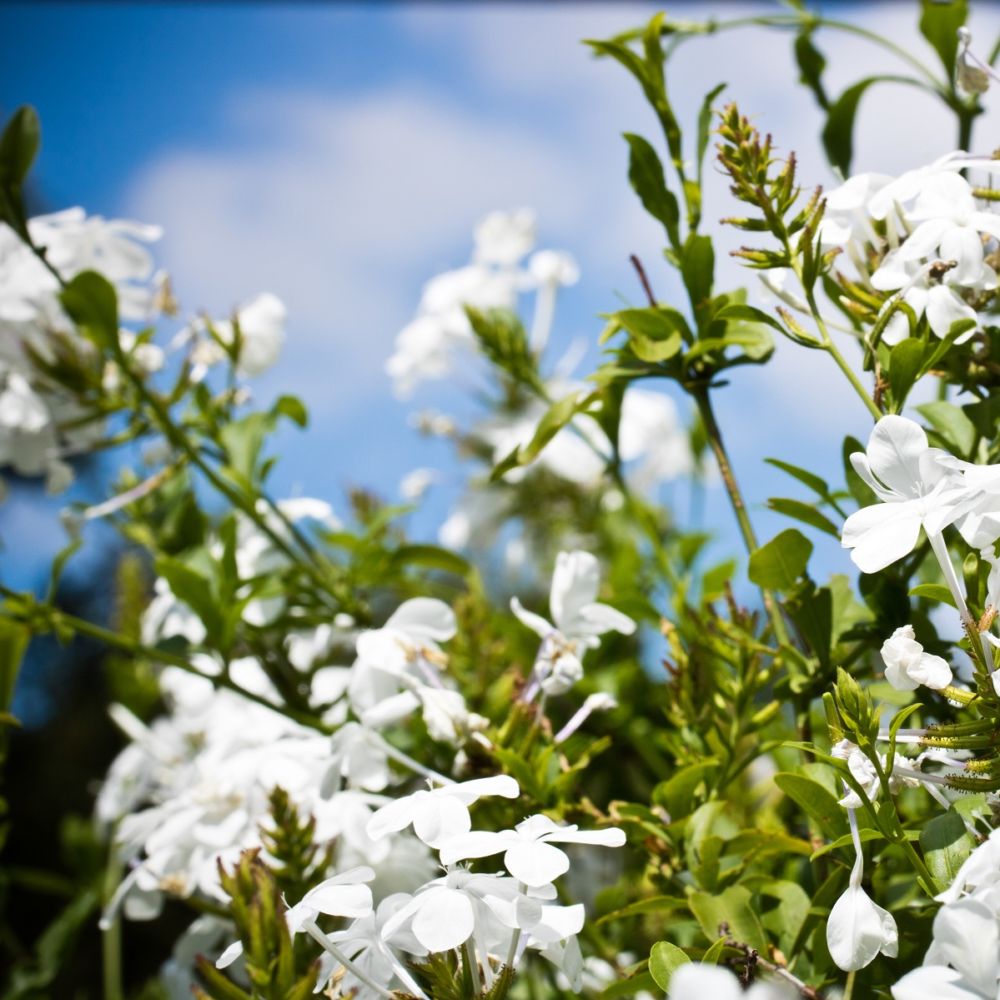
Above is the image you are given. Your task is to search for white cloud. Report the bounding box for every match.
[128,86,596,412]
[124,2,1000,507]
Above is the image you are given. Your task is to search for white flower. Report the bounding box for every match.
[896,172,1000,286]
[27,207,163,321]
[326,722,391,792]
[214,292,286,378]
[439,812,626,887]
[512,551,635,698]
[319,893,429,999]
[830,741,881,809]
[380,868,517,954]
[881,625,953,691]
[871,253,985,344]
[367,775,519,849]
[400,467,437,501]
[826,808,898,971]
[216,867,375,970]
[841,416,969,573]
[667,963,795,999]
[474,209,536,266]
[936,829,1000,906]
[528,249,579,288]
[349,597,456,716]
[892,897,1000,999]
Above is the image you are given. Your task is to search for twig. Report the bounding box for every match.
[629,254,659,307]
[721,929,823,999]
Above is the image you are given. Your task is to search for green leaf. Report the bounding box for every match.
[0,618,29,716]
[491,390,591,481]
[648,941,690,991]
[624,132,679,245]
[910,582,957,609]
[220,412,273,489]
[0,105,40,188]
[614,306,688,362]
[920,806,974,891]
[758,880,811,957]
[917,400,976,456]
[716,303,785,336]
[681,234,714,314]
[598,971,659,998]
[154,557,223,645]
[786,581,834,670]
[767,498,839,537]
[696,83,727,187]
[653,760,718,818]
[773,772,849,840]
[794,29,829,109]
[887,337,926,408]
[821,77,880,176]
[766,457,837,504]
[919,0,968,79]
[689,885,768,953]
[748,529,813,591]
[388,544,470,578]
[60,270,119,349]
[271,394,309,428]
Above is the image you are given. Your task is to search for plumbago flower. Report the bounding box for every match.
[666,964,795,999]
[439,812,626,887]
[513,549,635,700]
[881,625,953,691]
[892,832,1000,999]
[366,775,520,848]
[0,208,166,492]
[841,415,971,576]
[347,596,487,745]
[826,807,898,971]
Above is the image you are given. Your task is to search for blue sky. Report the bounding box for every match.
[4,1,1000,596]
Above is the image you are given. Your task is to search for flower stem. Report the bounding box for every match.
[101,856,124,1000]
[691,387,789,644]
[302,919,394,1000]
[0,584,329,732]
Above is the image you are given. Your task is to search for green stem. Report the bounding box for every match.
[102,856,124,1000]
[843,970,856,1000]
[691,387,789,644]
[659,13,944,92]
[0,584,329,732]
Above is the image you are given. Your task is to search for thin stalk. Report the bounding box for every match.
[102,857,124,1000]
[0,584,329,732]
[691,387,789,644]
[843,970,856,1000]
[657,13,944,93]
[800,282,882,422]
[14,223,336,605]
[302,920,394,1000]
[376,735,455,786]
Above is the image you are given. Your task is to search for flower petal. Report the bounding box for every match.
[386,598,456,641]
[411,887,475,952]
[865,416,928,498]
[842,502,923,573]
[503,841,570,886]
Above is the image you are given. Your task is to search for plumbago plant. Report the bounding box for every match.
[4,1,1000,998]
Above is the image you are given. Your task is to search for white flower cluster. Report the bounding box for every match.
[101,547,631,994]
[0,209,288,498]
[892,830,1000,998]
[389,210,693,557]
[820,152,1000,344]
[827,412,1000,975]
[386,208,573,396]
[214,775,624,997]
[0,208,165,492]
